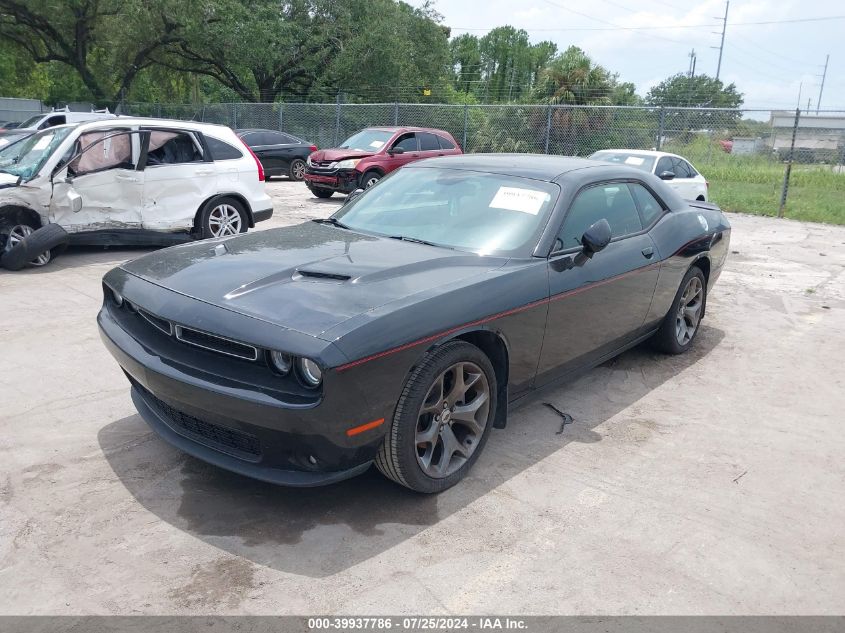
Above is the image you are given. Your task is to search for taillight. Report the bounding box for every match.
[238,138,264,181]
[309,144,317,152]
[705,180,710,190]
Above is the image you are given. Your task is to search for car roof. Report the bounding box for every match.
[593,148,685,160]
[410,153,627,181]
[72,117,234,134]
[364,126,454,135]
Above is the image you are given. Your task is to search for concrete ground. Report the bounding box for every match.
[0,179,843,615]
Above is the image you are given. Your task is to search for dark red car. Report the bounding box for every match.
[303,126,462,198]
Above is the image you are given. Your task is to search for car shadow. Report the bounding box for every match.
[0,245,159,275]
[98,326,724,578]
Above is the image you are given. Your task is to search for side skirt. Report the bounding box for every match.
[506,327,659,413]
[67,229,194,247]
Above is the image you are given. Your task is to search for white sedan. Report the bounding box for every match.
[589,149,709,201]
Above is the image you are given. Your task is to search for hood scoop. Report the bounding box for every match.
[294,269,352,282]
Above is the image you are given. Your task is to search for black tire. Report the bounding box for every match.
[289,158,306,181]
[375,340,497,493]
[308,186,334,199]
[1,223,68,271]
[360,170,382,189]
[651,265,707,354]
[198,197,247,239]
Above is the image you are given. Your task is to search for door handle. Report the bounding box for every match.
[642,246,654,259]
[195,169,215,176]
[115,174,139,182]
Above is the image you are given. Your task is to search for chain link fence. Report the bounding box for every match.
[3,98,842,223]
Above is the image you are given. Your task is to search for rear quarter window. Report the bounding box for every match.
[206,136,243,160]
[437,135,456,150]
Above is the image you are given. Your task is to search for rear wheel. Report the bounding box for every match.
[289,159,306,181]
[375,340,496,493]
[199,198,247,239]
[651,266,707,354]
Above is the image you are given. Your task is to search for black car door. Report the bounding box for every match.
[535,181,660,385]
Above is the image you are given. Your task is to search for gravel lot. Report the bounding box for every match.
[1,179,843,615]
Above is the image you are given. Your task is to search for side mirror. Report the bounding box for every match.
[387,146,404,155]
[658,170,676,181]
[67,189,83,213]
[580,219,611,256]
[345,188,365,204]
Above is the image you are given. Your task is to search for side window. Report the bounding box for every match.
[264,131,295,145]
[678,159,696,177]
[671,158,691,178]
[629,183,665,227]
[418,132,439,151]
[68,131,136,177]
[40,116,66,129]
[392,133,418,152]
[437,135,456,150]
[145,131,204,165]
[655,156,674,176]
[558,183,643,248]
[239,132,260,147]
[279,134,300,144]
[206,136,243,160]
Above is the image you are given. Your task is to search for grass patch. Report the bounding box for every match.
[663,139,845,225]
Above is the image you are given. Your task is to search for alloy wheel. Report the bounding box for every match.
[675,275,703,346]
[415,361,490,478]
[291,160,306,180]
[208,204,242,237]
[6,225,51,266]
[364,175,380,188]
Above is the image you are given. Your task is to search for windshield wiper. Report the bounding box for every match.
[388,235,444,248]
[312,217,350,229]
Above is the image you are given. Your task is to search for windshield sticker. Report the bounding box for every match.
[369,140,385,148]
[489,187,550,215]
[32,135,53,151]
[624,156,645,166]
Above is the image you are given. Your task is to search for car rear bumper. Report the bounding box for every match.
[303,168,359,193]
[252,207,273,223]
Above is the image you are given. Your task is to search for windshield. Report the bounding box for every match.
[334,167,560,256]
[17,115,44,129]
[338,129,393,152]
[590,151,655,172]
[0,127,73,180]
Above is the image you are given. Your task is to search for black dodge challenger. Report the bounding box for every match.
[99,154,730,493]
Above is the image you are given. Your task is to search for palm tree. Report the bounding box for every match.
[535,46,612,106]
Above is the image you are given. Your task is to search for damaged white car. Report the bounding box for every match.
[0,118,273,270]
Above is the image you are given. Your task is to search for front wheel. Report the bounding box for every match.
[289,159,306,181]
[199,198,247,239]
[651,266,707,354]
[360,171,381,189]
[308,186,334,199]
[375,340,497,493]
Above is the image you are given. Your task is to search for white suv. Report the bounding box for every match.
[0,118,272,269]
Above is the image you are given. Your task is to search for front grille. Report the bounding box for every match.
[174,325,259,361]
[138,383,261,459]
[138,308,172,335]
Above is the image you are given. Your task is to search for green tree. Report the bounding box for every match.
[646,73,743,109]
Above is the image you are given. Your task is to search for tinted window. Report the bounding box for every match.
[629,183,664,226]
[41,115,66,129]
[393,133,418,152]
[673,158,694,178]
[146,131,203,165]
[206,136,243,160]
[655,156,674,176]
[418,132,440,151]
[437,135,456,150]
[559,183,643,248]
[238,132,261,147]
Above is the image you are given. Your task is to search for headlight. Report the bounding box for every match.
[306,155,312,166]
[298,357,322,387]
[105,284,123,307]
[269,350,292,375]
[335,158,361,169]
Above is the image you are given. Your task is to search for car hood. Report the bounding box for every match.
[310,148,375,162]
[121,222,507,339]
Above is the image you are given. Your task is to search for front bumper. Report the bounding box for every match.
[98,295,386,487]
[252,207,273,223]
[303,168,359,194]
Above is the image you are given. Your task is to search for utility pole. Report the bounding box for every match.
[712,1,730,81]
[816,54,829,113]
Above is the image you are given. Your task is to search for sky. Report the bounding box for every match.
[409,0,844,112]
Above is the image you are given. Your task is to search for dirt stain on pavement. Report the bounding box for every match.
[169,556,256,609]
